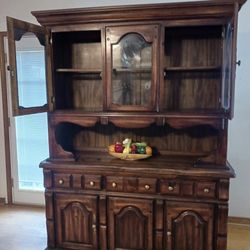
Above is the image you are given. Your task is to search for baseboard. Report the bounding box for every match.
[0,197,6,205]
[228,216,250,226]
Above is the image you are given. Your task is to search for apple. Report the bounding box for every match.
[131,144,137,154]
[115,142,123,153]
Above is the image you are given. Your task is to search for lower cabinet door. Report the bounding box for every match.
[165,201,214,250]
[108,197,153,250]
[55,193,98,250]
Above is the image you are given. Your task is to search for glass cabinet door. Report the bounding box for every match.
[7,17,53,116]
[106,25,159,111]
[222,14,238,119]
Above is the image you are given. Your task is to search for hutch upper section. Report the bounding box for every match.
[7,0,246,120]
[6,0,246,165]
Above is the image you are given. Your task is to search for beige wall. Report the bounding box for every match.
[0,0,249,217]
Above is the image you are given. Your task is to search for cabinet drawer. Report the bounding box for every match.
[84,175,101,190]
[54,173,71,188]
[196,181,217,199]
[138,178,157,194]
[160,179,180,195]
[106,176,123,191]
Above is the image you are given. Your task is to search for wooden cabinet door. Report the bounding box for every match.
[7,17,53,116]
[108,197,153,250]
[165,202,214,250]
[106,25,159,111]
[221,11,239,119]
[55,193,98,250]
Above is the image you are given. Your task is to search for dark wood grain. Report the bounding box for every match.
[106,25,159,111]
[108,197,153,250]
[31,1,242,27]
[18,2,246,250]
[166,202,214,250]
[52,31,103,111]
[55,193,98,249]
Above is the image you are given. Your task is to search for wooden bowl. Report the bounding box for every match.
[108,151,151,161]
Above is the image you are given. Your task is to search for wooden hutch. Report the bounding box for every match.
[7,0,246,249]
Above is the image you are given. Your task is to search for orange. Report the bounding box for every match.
[109,144,115,152]
[146,146,152,155]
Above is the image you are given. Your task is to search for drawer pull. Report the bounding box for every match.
[112,182,117,188]
[144,184,150,190]
[168,186,174,191]
[167,231,172,236]
[58,179,64,185]
[90,181,95,187]
[204,188,210,193]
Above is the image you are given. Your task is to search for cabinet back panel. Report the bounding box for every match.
[52,31,103,111]
[53,31,102,68]
[163,71,221,110]
[71,43,102,69]
[72,77,103,111]
[54,74,103,111]
[112,73,152,106]
[55,123,218,157]
[164,26,222,67]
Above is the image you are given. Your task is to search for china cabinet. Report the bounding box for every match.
[6,0,247,249]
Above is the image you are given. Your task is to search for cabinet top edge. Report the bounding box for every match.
[31,0,246,27]
[40,159,236,179]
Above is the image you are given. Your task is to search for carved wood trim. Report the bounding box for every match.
[99,195,107,250]
[31,1,240,27]
[55,194,98,249]
[43,170,52,188]
[155,200,164,250]
[49,112,224,130]
[45,191,55,248]
[108,197,153,250]
[216,204,228,236]
[50,115,99,127]
[218,179,230,201]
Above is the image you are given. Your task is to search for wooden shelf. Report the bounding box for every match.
[113,68,151,73]
[49,110,226,130]
[56,68,102,74]
[165,66,221,72]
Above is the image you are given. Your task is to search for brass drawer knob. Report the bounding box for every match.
[58,179,64,185]
[167,231,172,236]
[168,186,174,191]
[204,188,210,193]
[144,184,150,190]
[112,182,117,188]
[90,181,95,187]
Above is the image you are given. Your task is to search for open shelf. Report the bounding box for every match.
[165,65,221,72]
[49,110,226,130]
[113,68,151,73]
[56,68,102,74]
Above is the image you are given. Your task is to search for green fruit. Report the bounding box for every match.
[134,142,147,147]
[137,146,146,154]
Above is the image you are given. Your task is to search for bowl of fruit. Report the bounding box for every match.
[108,138,152,160]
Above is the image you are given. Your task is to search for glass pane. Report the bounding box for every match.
[222,24,233,110]
[15,32,47,108]
[15,113,49,190]
[112,33,152,106]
